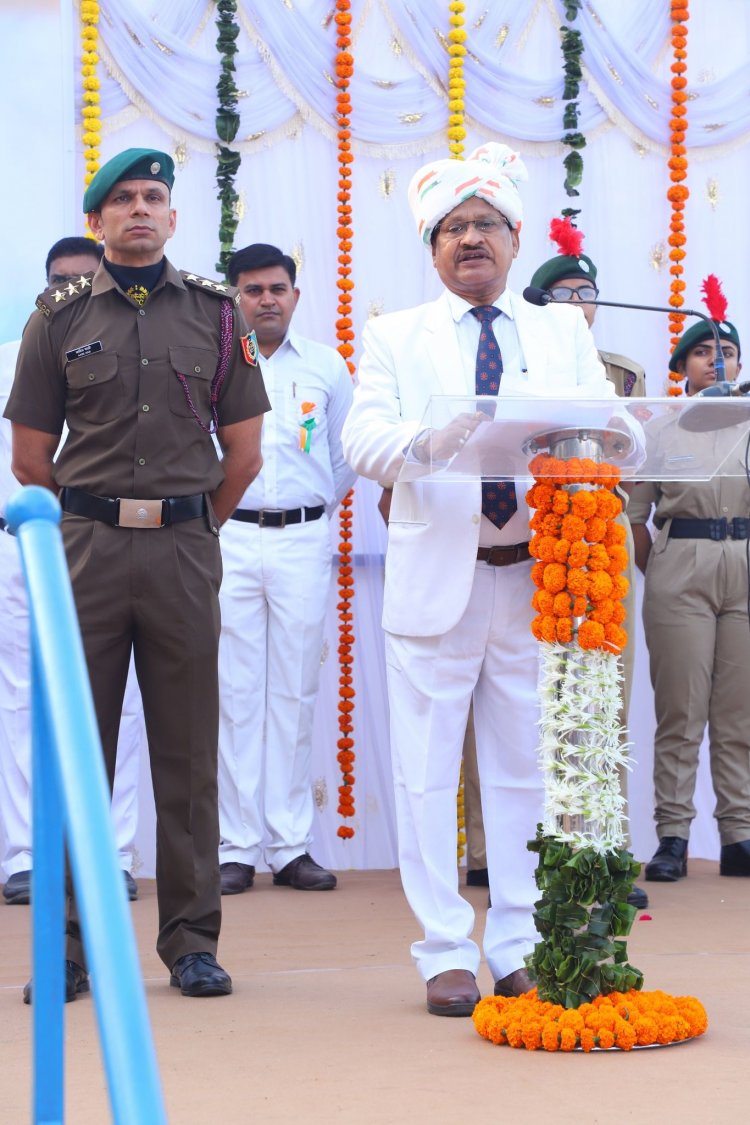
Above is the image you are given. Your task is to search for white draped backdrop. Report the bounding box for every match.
[1,0,749,874]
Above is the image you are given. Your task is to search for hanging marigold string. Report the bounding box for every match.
[447,2,467,159]
[527,455,629,656]
[667,0,690,394]
[80,0,102,205]
[334,0,356,840]
[473,988,708,1053]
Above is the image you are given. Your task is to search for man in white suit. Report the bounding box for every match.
[342,144,615,1016]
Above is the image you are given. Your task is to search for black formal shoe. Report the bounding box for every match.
[123,871,138,902]
[23,960,89,1005]
[3,870,31,905]
[220,862,255,895]
[170,952,232,997]
[466,867,489,887]
[626,885,649,909]
[719,839,750,876]
[426,970,481,1017]
[273,853,337,891]
[645,837,688,882]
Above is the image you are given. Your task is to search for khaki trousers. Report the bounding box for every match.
[643,533,750,844]
[62,513,223,970]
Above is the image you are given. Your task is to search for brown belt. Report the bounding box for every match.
[477,543,530,567]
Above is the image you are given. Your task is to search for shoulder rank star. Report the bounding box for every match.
[240,330,259,366]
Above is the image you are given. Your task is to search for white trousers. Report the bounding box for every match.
[385,557,544,983]
[0,532,144,877]
[217,514,332,871]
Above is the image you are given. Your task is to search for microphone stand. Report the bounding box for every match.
[523,288,728,388]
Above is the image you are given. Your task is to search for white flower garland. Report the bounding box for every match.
[537,641,628,854]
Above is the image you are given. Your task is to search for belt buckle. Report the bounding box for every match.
[118,498,164,528]
[709,517,727,541]
[258,509,285,528]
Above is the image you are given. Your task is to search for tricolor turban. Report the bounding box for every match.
[408,143,528,246]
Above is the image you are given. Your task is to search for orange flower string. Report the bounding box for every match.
[667,0,690,394]
[334,0,356,839]
[526,455,628,655]
[473,988,708,1052]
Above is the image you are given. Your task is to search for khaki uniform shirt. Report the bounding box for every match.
[5,259,270,497]
[628,419,750,527]
[600,350,646,399]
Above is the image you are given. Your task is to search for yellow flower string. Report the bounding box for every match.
[80,0,102,204]
[447,2,467,158]
[474,988,708,1052]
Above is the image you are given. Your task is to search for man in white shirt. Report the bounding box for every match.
[0,237,144,906]
[218,243,356,893]
[342,144,616,1016]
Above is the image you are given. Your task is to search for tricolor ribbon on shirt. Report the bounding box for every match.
[299,401,317,453]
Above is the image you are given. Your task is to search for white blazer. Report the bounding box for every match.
[342,288,615,637]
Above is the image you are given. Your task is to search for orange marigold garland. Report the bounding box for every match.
[527,455,628,655]
[474,988,708,1052]
[334,0,356,840]
[667,0,690,394]
[80,0,102,205]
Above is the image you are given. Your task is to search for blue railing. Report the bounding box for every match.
[7,486,166,1125]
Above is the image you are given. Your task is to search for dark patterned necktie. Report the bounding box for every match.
[470,305,517,528]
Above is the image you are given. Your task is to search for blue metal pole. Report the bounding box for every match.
[9,487,166,1125]
[31,637,65,1125]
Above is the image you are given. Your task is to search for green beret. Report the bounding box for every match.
[669,319,741,372]
[83,148,175,213]
[529,253,597,292]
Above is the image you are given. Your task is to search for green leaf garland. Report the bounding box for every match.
[215,0,241,276]
[559,2,585,207]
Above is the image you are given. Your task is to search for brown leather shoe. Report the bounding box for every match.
[272,854,336,890]
[494,968,533,997]
[426,970,481,1017]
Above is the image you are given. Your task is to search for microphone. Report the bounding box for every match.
[522,286,728,387]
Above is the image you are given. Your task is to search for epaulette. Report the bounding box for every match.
[598,350,645,380]
[34,273,95,319]
[181,271,240,305]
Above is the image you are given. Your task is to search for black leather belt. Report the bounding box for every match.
[668,517,750,541]
[230,505,325,528]
[477,543,531,566]
[60,486,206,529]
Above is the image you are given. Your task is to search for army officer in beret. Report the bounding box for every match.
[5,147,270,1000]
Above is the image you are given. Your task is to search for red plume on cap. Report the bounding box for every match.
[701,274,728,322]
[549,216,584,258]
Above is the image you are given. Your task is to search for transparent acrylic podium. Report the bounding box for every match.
[397,394,750,486]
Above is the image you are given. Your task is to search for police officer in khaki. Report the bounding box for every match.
[5,148,270,1000]
[630,314,750,883]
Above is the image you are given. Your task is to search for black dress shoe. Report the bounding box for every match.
[720,839,750,876]
[3,870,31,905]
[170,952,232,997]
[23,960,89,1005]
[123,871,138,901]
[645,837,688,882]
[220,862,255,895]
[466,867,489,887]
[627,885,649,909]
[273,853,337,890]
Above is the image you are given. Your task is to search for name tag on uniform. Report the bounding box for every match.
[66,340,103,362]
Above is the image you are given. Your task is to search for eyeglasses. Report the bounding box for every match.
[437,217,513,240]
[548,285,599,303]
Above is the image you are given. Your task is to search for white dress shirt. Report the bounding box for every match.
[235,329,356,514]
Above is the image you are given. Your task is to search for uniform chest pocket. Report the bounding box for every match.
[65,351,124,424]
[168,346,216,420]
[286,383,327,450]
